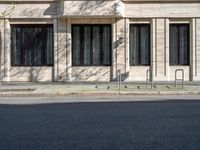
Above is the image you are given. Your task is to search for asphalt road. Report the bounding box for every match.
[0,97,200,150]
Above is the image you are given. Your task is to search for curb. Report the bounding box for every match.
[1,91,200,97]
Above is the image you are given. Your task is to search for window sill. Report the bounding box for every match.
[130,65,150,66]
[72,66,111,67]
[169,65,189,66]
[11,65,53,67]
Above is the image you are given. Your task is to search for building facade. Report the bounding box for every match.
[0,0,200,82]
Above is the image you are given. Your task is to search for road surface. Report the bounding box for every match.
[0,96,200,150]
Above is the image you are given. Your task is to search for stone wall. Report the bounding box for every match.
[62,0,124,17]
[0,0,200,82]
[0,3,58,18]
[125,3,200,18]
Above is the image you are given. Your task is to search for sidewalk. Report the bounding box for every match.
[0,82,200,97]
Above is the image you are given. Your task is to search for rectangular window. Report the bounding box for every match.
[170,24,189,65]
[72,24,111,66]
[11,24,53,66]
[129,24,150,66]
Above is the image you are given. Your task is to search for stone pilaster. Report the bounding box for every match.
[154,19,167,81]
[4,19,10,81]
[57,18,67,81]
[66,18,72,81]
[191,18,197,81]
[112,18,117,80]
[0,20,5,80]
[112,18,126,81]
[193,18,200,81]
[125,18,130,78]
[53,18,58,81]
[151,18,156,81]
[165,18,170,81]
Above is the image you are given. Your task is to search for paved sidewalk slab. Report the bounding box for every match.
[1,95,200,105]
[0,82,200,97]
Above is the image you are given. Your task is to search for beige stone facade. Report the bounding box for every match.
[0,0,200,82]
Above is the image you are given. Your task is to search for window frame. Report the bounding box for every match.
[11,24,54,67]
[129,24,151,66]
[72,24,112,67]
[169,23,190,66]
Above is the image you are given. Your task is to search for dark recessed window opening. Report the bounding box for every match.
[72,24,111,66]
[11,24,53,66]
[169,24,190,65]
[129,24,150,66]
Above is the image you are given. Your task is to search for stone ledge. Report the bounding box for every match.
[1,91,200,97]
[0,0,58,4]
[122,0,199,2]
[2,0,58,2]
